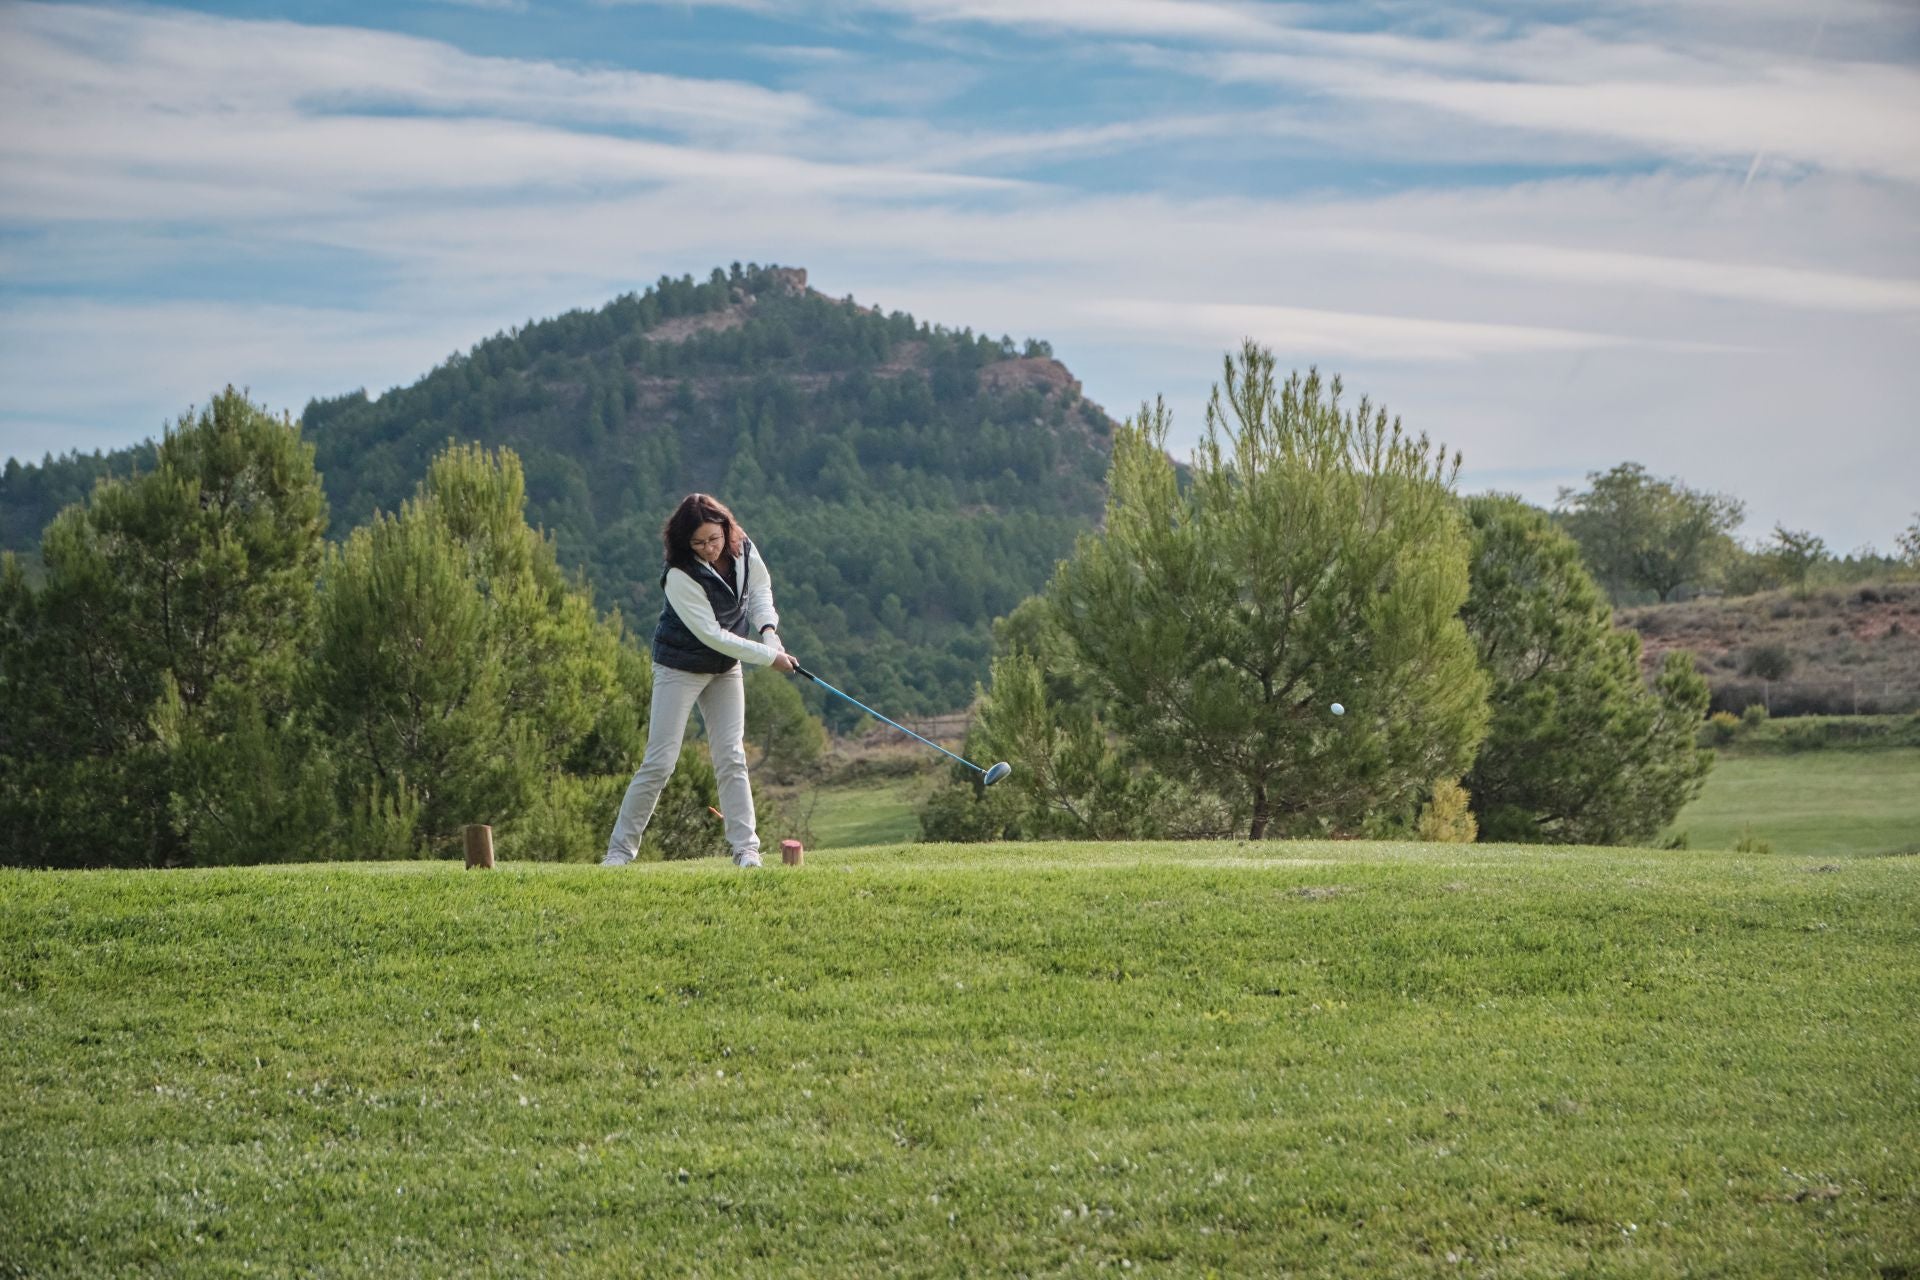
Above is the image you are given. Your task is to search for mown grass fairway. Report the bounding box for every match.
[1668,748,1920,855]
[790,774,929,849]
[4,843,1916,1277]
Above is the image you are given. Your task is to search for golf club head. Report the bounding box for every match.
[982,761,1012,786]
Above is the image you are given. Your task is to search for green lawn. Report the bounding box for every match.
[4,843,1917,1277]
[783,774,928,849]
[1669,747,1920,855]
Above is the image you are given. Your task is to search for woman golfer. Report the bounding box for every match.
[603,493,797,867]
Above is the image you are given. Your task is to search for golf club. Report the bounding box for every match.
[790,662,1011,785]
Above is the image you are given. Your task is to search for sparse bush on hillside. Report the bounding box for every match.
[1740,643,1795,681]
[1767,526,1826,598]
[1896,512,1920,567]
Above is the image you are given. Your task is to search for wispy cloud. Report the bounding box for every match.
[869,0,1294,42]
[1207,48,1920,183]
[1078,298,1722,362]
[601,0,1920,182]
[606,0,1298,42]
[1311,231,1920,314]
[427,0,530,12]
[0,3,1023,226]
[2,4,817,140]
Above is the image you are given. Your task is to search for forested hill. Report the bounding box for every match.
[0,264,1118,719]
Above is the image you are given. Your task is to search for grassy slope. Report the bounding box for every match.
[1668,748,1920,855]
[5,844,1916,1277]
[794,776,930,849]
[795,741,1920,860]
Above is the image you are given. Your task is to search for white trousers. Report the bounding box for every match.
[605,664,758,862]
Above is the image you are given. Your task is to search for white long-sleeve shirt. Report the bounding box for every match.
[663,543,785,666]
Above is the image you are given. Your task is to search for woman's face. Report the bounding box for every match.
[689,521,727,566]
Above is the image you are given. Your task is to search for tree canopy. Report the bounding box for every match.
[1,390,330,866]
[1556,462,1744,602]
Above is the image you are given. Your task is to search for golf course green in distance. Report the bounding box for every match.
[5,842,1916,1276]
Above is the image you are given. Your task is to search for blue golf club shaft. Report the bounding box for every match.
[792,663,985,775]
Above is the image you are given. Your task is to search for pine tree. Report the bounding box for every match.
[1048,345,1488,837]
[1461,495,1713,844]
[0,389,330,866]
[309,443,656,860]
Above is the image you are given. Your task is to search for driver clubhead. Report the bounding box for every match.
[982,761,1012,786]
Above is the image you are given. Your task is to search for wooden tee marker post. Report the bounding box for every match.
[463,824,495,869]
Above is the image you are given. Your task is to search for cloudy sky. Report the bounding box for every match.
[2,0,1917,549]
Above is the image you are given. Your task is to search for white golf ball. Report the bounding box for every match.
[1330,702,1345,716]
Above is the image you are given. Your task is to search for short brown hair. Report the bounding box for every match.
[662,493,745,573]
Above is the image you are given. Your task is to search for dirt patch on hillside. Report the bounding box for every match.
[871,340,928,377]
[647,308,752,344]
[645,268,812,344]
[979,357,1079,396]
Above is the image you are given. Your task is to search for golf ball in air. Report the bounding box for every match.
[1330,703,1345,716]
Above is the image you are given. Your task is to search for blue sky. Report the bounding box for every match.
[2,0,1917,549]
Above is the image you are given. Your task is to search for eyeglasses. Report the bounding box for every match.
[690,533,726,549]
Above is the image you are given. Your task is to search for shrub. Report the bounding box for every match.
[1742,702,1770,728]
[1733,826,1774,854]
[1632,609,1675,637]
[1705,711,1741,745]
[1416,778,1478,843]
[918,775,1024,842]
[1739,643,1794,681]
